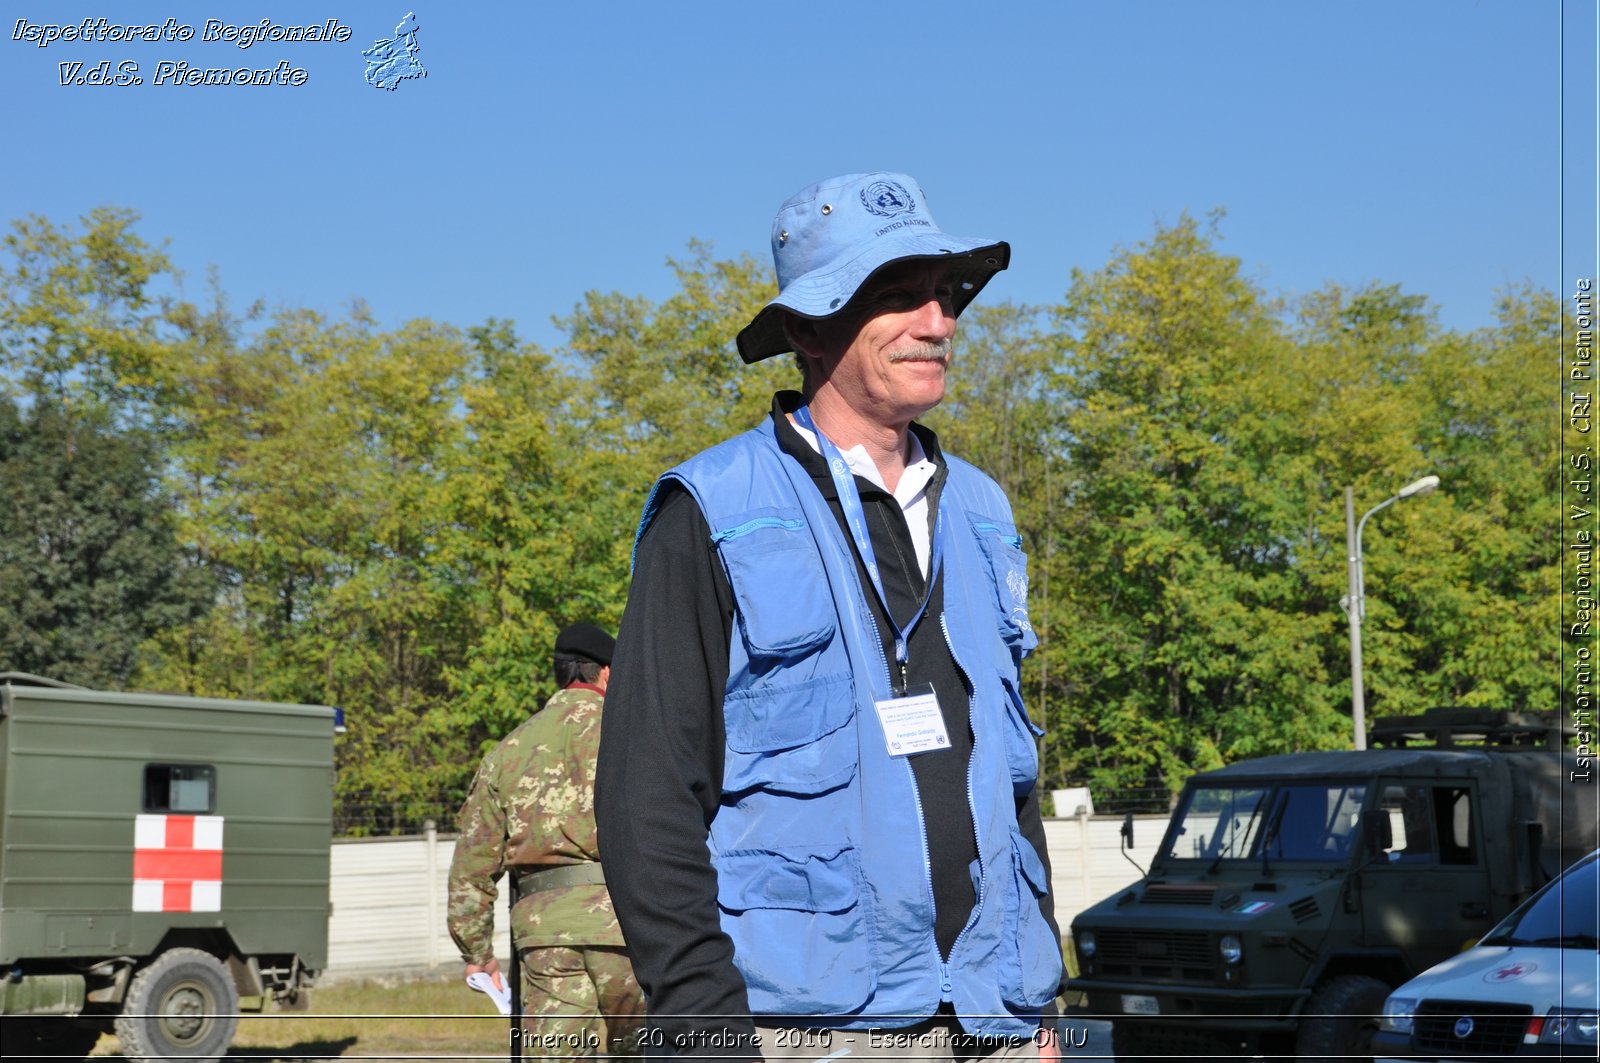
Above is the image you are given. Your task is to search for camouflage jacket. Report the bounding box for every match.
[447,685,624,963]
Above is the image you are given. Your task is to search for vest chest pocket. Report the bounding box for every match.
[716,508,858,797]
[713,508,836,658]
[966,512,1038,656]
[713,845,877,1013]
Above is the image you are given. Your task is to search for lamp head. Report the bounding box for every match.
[1398,474,1440,499]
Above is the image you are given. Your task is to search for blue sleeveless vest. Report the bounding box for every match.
[636,419,1061,1036]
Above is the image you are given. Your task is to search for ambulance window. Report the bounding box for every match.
[144,764,215,813]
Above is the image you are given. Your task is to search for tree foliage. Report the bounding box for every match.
[1043,216,1343,790]
[0,396,207,686]
[0,207,176,415]
[0,207,1565,823]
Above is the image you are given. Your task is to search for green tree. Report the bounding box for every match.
[0,396,207,685]
[0,208,177,419]
[140,307,479,822]
[1044,216,1344,793]
[2,206,1566,822]
[1331,287,1561,715]
[561,241,790,478]
[433,320,627,747]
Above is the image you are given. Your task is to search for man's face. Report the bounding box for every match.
[806,260,959,425]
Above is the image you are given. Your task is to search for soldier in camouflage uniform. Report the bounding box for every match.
[448,623,644,1056]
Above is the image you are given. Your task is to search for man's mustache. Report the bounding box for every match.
[889,339,952,363]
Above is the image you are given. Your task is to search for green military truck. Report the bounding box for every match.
[1067,708,1596,1062]
[0,673,336,1060]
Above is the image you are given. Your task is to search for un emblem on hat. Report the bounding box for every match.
[860,179,916,218]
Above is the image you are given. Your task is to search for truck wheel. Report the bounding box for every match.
[113,947,239,1062]
[1295,974,1389,1062]
[1110,1020,1237,1061]
[12,1016,106,1059]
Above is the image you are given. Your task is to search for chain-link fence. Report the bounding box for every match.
[334,794,468,837]
[1076,786,1175,815]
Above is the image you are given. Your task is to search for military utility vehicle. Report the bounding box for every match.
[0,673,336,1060]
[1067,708,1595,1062]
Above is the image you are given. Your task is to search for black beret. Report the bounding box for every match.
[554,622,615,666]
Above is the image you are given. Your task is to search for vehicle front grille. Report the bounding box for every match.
[1413,999,1532,1056]
[1095,929,1217,982]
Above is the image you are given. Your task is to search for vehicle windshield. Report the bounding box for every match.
[1480,853,1600,949]
[1163,783,1368,862]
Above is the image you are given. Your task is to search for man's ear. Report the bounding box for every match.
[783,313,831,384]
[784,313,823,359]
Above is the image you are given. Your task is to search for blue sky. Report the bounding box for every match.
[2,1,1594,352]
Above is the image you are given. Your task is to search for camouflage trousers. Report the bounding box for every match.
[516,944,645,1058]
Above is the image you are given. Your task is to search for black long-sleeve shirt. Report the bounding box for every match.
[595,394,1058,1054]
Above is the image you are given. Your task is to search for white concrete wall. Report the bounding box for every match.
[1041,812,1167,920]
[323,815,1163,981]
[327,825,508,981]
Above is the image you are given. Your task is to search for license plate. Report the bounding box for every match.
[1120,994,1160,1015]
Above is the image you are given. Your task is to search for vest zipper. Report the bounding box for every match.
[821,448,955,1009]
[870,591,943,981]
[969,520,1023,549]
[709,515,807,543]
[941,612,986,970]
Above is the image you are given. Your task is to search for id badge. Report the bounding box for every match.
[873,683,950,757]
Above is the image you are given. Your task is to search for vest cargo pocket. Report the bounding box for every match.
[722,672,857,796]
[713,845,877,1013]
[998,673,1044,795]
[714,508,836,658]
[998,829,1063,1009]
[965,512,1038,656]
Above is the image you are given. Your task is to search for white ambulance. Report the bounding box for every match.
[1374,848,1599,1059]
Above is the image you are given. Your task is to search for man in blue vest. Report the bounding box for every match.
[596,172,1063,1062]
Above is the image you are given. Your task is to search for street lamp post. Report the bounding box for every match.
[1344,475,1440,749]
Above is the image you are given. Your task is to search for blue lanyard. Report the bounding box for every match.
[793,405,945,692]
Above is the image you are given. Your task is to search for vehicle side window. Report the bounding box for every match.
[1435,786,1475,864]
[144,763,216,814]
[1380,784,1436,862]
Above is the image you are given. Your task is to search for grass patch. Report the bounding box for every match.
[91,977,521,1061]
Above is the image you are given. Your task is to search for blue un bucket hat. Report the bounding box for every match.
[735,172,1010,363]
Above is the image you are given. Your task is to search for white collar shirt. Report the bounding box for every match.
[789,421,937,579]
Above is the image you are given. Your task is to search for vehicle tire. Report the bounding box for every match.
[10,1016,106,1059]
[1294,974,1390,1063]
[113,947,239,1062]
[1110,1019,1242,1061]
